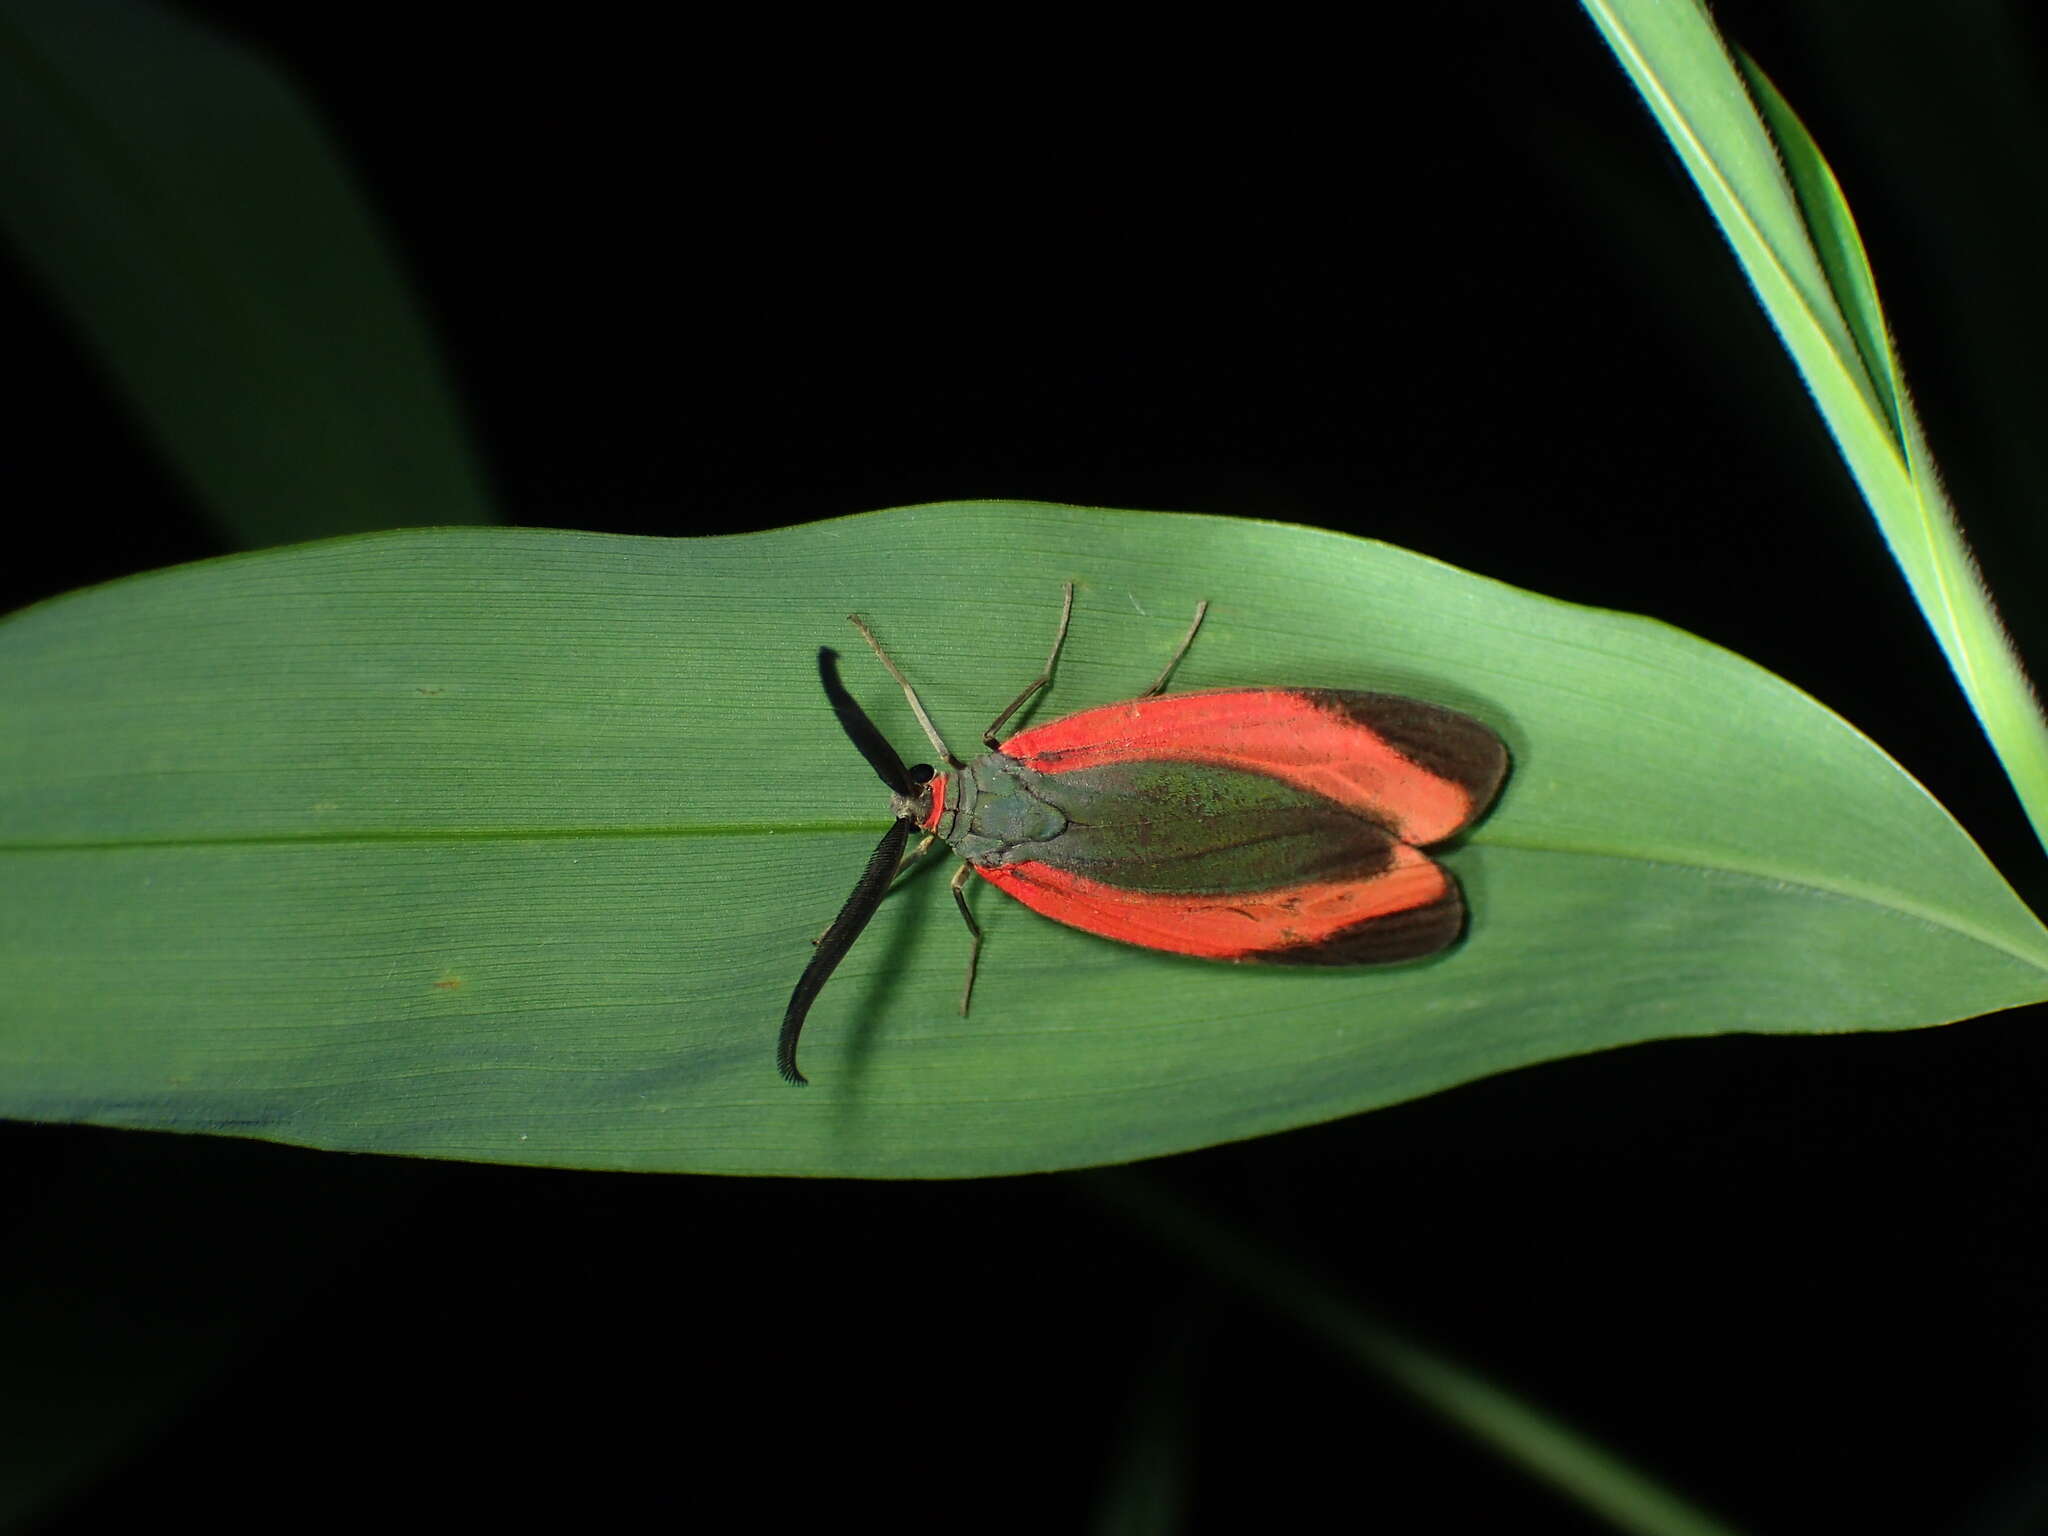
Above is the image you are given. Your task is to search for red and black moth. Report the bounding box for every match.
[779,585,1509,1084]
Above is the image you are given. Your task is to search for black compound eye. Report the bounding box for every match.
[908,763,935,785]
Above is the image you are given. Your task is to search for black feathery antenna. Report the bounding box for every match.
[778,648,920,1085]
[778,817,913,1085]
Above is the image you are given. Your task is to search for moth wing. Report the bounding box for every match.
[1001,688,1506,846]
[977,844,1465,965]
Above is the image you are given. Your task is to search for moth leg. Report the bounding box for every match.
[847,615,960,768]
[813,834,936,945]
[981,581,1075,748]
[950,861,984,1016]
[1142,598,1210,696]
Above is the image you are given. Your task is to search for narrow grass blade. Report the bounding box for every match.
[1580,0,2048,853]
[0,0,493,545]
[1087,1172,1746,1536]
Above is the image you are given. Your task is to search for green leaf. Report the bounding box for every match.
[1580,0,2048,854]
[3,505,2043,1177]
[0,0,492,545]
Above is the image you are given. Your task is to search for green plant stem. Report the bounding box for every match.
[1083,1170,1747,1536]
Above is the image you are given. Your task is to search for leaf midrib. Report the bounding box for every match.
[7,822,2043,973]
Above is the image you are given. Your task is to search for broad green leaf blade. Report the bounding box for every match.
[3,505,2044,1177]
[1581,0,2048,854]
[0,0,493,545]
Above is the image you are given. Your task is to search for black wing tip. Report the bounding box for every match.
[1258,880,1467,966]
[1307,690,1510,823]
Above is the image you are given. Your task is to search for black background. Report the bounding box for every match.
[7,3,2048,1530]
